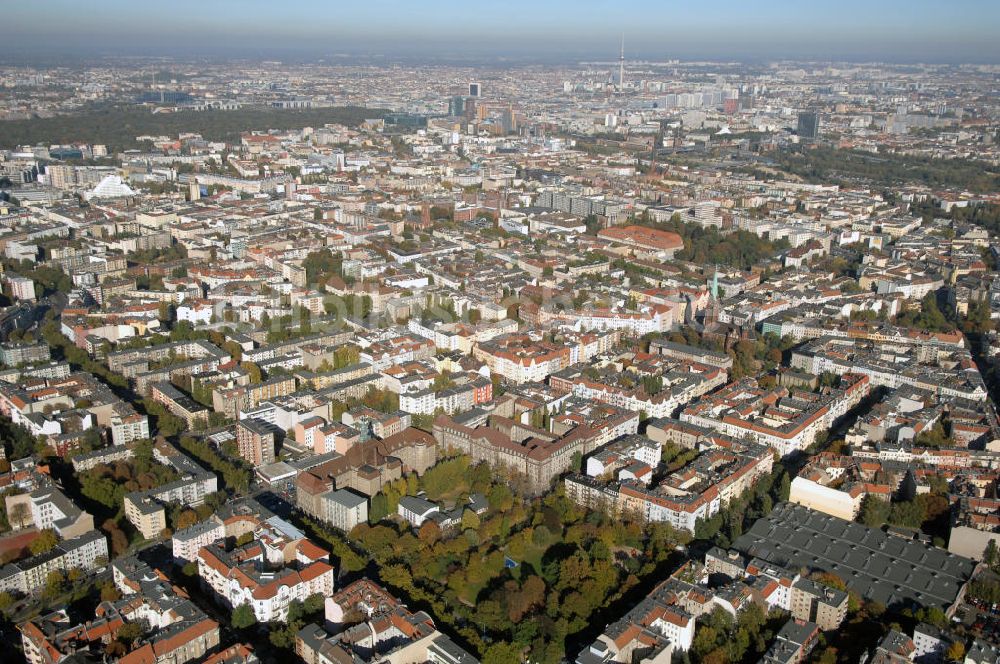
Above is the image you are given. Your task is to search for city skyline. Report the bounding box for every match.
[3,5,1000,664]
[4,0,1000,63]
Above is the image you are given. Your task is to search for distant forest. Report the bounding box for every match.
[0,105,385,151]
[757,146,1000,194]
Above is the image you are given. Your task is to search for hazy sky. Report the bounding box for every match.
[5,0,1000,63]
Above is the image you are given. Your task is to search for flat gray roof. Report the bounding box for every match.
[733,502,976,610]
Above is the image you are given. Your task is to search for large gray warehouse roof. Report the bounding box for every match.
[732,502,977,610]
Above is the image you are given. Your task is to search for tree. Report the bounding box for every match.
[482,643,522,664]
[915,417,953,448]
[381,564,414,592]
[968,579,1000,604]
[461,509,481,531]
[508,575,546,622]
[116,622,143,646]
[815,647,838,664]
[369,493,390,523]
[985,540,1000,573]
[946,641,966,662]
[774,469,791,502]
[104,519,130,557]
[222,340,244,362]
[232,604,257,629]
[889,500,925,529]
[43,570,66,598]
[693,625,720,659]
[302,248,342,283]
[303,592,325,616]
[858,495,890,527]
[30,528,59,555]
[915,606,949,630]
[100,580,121,602]
[9,501,31,529]
[418,520,441,544]
[242,361,262,384]
[812,572,847,593]
[964,299,994,334]
[895,292,955,333]
[175,510,199,530]
[154,411,185,438]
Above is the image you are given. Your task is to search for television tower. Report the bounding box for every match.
[618,34,625,92]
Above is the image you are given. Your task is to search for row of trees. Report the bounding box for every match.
[41,321,130,390]
[178,436,251,493]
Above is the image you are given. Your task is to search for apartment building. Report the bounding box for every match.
[566,441,773,533]
[5,483,94,540]
[236,418,277,466]
[110,410,151,446]
[214,375,297,420]
[0,530,108,594]
[124,493,168,540]
[297,578,478,664]
[123,467,218,539]
[433,406,639,495]
[296,428,438,520]
[576,574,695,664]
[197,528,334,623]
[0,342,50,366]
[172,517,226,562]
[21,555,222,664]
[759,620,820,664]
[790,578,849,631]
[150,381,209,428]
[472,333,572,384]
[680,374,870,458]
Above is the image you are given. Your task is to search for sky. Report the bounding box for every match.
[4,0,1000,63]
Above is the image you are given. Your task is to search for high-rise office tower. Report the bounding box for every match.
[469,82,480,97]
[797,111,820,140]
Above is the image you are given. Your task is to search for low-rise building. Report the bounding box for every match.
[322,488,368,533]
